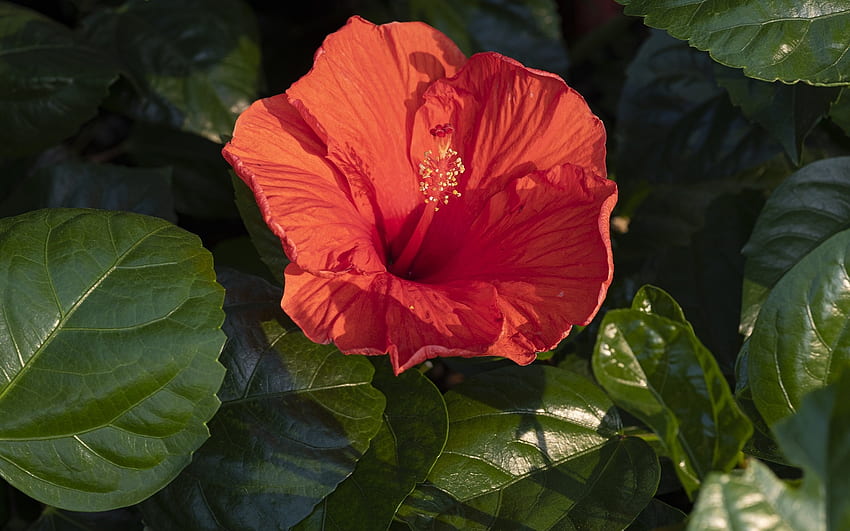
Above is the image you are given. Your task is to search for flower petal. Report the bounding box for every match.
[412,52,607,203]
[428,165,617,357]
[223,96,385,275]
[282,264,503,374]
[405,53,608,278]
[287,16,466,246]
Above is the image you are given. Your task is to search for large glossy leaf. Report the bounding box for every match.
[81,0,260,143]
[408,0,569,75]
[619,0,850,86]
[397,436,658,530]
[773,370,850,531]
[0,162,176,221]
[428,365,621,500]
[232,174,288,283]
[0,3,117,158]
[616,31,780,183]
[715,66,840,164]
[0,209,226,511]
[686,459,824,531]
[748,229,850,426]
[141,270,385,530]
[592,285,752,498]
[740,157,850,336]
[125,123,237,219]
[686,372,850,530]
[295,360,447,530]
[399,365,659,528]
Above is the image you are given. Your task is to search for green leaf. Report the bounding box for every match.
[232,173,288,283]
[748,228,850,426]
[686,459,824,531]
[0,3,117,158]
[740,157,850,337]
[140,270,386,531]
[616,31,780,183]
[773,370,850,531]
[0,209,226,511]
[0,162,176,221]
[631,283,688,323]
[399,366,659,528]
[739,279,771,340]
[397,436,658,530]
[295,359,447,531]
[125,123,237,219]
[733,341,786,465]
[428,365,621,499]
[715,66,840,164]
[619,0,850,86]
[592,286,753,498]
[694,371,850,530]
[28,506,143,531]
[81,0,261,143]
[409,0,569,75]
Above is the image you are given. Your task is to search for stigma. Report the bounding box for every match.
[418,123,465,211]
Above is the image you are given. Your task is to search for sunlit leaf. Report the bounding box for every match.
[688,371,850,530]
[428,365,621,499]
[141,270,385,530]
[294,360,447,530]
[392,365,659,529]
[686,459,823,531]
[619,0,850,86]
[593,286,752,498]
[81,0,261,143]
[773,370,850,530]
[748,228,850,426]
[0,3,117,158]
[740,157,850,337]
[398,437,658,530]
[0,209,226,511]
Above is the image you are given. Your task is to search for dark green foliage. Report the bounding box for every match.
[2,0,850,528]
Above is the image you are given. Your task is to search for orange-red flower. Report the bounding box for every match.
[223,16,617,374]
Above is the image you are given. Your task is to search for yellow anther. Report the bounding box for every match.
[418,123,465,211]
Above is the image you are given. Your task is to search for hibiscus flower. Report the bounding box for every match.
[223,16,617,374]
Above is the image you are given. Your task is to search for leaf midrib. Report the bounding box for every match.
[0,218,171,404]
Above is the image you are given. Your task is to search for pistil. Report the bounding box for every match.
[418,123,464,212]
[390,123,466,278]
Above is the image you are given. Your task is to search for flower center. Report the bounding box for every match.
[418,123,465,212]
[389,124,466,278]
